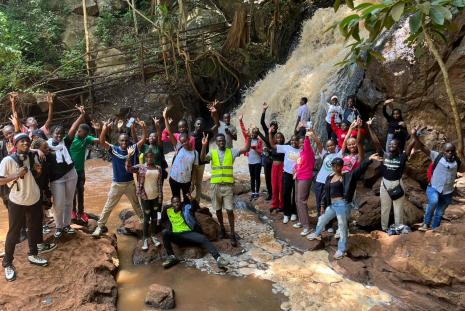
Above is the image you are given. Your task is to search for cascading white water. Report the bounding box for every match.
[237,6,364,139]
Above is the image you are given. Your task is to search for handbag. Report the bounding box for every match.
[383,181,404,200]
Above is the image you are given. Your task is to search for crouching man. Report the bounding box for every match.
[161,196,229,269]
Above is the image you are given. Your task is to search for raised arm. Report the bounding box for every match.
[341,120,357,153]
[210,100,220,132]
[310,128,323,154]
[411,127,431,157]
[330,113,339,133]
[239,130,252,155]
[99,120,112,150]
[200,132,209,162]
[162,107,177,147]
[238,113,247,139]
[261,103,269,135]
[366,118,382,153]
[404,134,415,157]
[135,118,147,150]
[356,119,365,162]
[67,105,86,140]
[153,116,163,147]
[43,92,54,131]
[383,99,394,121]
[125,146,139,173]
[90,120,102,145]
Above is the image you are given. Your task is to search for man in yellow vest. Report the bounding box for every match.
[200,132,251,247]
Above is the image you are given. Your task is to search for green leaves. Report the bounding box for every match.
[409,11,422,33]
[390,2,405,21]
[430,5,446,24]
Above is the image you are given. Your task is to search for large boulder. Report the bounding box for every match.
[145,283,175,309]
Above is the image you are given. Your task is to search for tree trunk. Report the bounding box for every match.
[423,27,464,159]
[82,0,95,113]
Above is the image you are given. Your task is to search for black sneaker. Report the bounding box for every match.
[38,243,57,254]
[162,255,179,269]
[4,265,16,282]
[230,236,238,247]
[63,226,76,235]
[265,194,272,201]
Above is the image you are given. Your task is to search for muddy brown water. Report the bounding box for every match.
[0,159,283,311]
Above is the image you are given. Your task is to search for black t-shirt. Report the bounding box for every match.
[192,130,212,165]
[381,152,407,181]
[47,136,75,182]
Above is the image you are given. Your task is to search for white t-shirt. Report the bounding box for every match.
[248,139,262,165]
[297,104,310,123]
[315,150,339,184]
[0,155,40,206]
[170,148,199,183]
[144,169,160,200]
[325,103,343,124]
[276,144,300,174]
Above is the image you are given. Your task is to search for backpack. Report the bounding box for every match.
[427,153,461,184]
[0,152,36,206]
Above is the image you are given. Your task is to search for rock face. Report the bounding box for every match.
[145,283,175,309]
[0,232,118,311]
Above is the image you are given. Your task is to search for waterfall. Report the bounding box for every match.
[237,6,365,139]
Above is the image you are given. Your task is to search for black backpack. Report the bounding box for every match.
[0,152,36,206]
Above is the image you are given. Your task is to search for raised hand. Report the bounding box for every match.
[136,118,145,127]
[350,119,358,129]
[162,107,168,119]
[168,117,174,125]
[201,132,209,146]
[117,119,124,130]
[152,116,161,126]
[268,127,273,134]
[103,119,113,129]
[9,92,18,104]
[384,99,394,106]
[127,146,136,157]
[75,105,85,115]
[263,102,269,111]
[91,120,101,130]
[47,92,54,105]
[366,117,375,126]
[212,99,219,107]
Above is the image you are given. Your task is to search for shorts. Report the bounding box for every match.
[211,184,234,211]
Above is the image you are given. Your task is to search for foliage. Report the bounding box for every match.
[331,0,465,67]
[0,0,64,96]
[58,41,86,78]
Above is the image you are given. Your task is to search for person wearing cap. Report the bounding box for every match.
[0,133,49,281]
[320,92,343,142]
[307,155,376,259]
[69,123,99,224]
[31,129,48,141]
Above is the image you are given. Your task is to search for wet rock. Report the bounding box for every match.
[145,283,175,309]
[0,231,118,310]
[133,239,206,265]
[121,215,143,237]
[119,208,136,222]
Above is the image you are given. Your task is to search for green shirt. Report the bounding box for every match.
[167,208,191,233]
[69,135,96,172]
[139,144,163,167]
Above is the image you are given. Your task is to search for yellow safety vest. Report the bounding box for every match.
[211,148,234,184]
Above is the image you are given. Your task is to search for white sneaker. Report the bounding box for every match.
[290,214,298,222]
[300,228,311,236]
[92,226,102,238]
[283,216,290,224]
[292,222,302,229]
[307,232,321,241]
[4,265,16,282]
[327,228,334,233]
[334,230,340,239]
[142,239,149,251]
[151,236,161,247]
[333,250,345,260]
[27,255,48,267]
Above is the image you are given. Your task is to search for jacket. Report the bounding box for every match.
[321,159,372,208]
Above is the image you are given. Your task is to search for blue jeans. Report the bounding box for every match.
[315,199,350,252]
[425,186,452,229]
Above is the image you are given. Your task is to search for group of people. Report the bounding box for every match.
[0,91,461,282]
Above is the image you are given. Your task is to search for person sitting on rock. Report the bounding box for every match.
[269,129,300,225]
[200,132,251,247]
[239,113,263,200]
[92,119,146,237]
[126,146,163,251]
[366,117,415,232]
[161,196,229,269]
[10,91,54,139]
[210,100,238,148]
[383,99,409,152]
[412,129,462,231]
[0,133,50,281]
[307,155,375,259]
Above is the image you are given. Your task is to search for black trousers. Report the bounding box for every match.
[248,163,262,193]
[162,229,219,260]
[141,198,161,239]
[73,170,86,214]
[263,158,273,197]
[314,182,325,218]
[282,172,296,217]
[3,200,42,267]
[326,122,337,142]
[169,177,191,204]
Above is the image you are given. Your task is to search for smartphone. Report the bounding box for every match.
[126,117,135,128]
[306,121,313,129]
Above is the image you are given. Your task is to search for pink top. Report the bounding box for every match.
[161,130,195,149]
[295,136,315,180]
[342,153,360,173]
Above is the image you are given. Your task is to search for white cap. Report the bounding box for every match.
[330,95,338,101]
